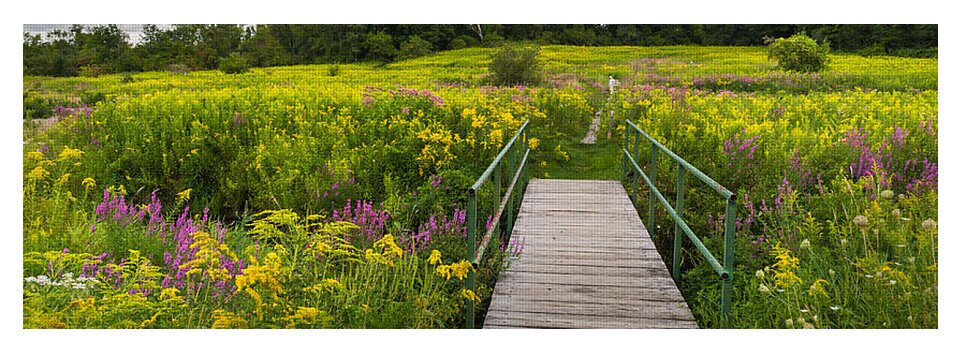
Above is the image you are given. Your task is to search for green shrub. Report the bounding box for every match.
[327,64,340,77]
[365,31,397,64]
[120,72,135,83]
[218,53,250,74]
[79,65,103,78]
[398,35,433,60]
[488,44,541,86]
[23,92,52,119]
[766,33,830,72]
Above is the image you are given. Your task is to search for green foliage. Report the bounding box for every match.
[448,36,473,50]
[364,31,397,63]
[23,91,53,119]
[766,33,830,72]
[327,64,340,77]
[218,52,250,74]
[488,43,541,86]
[78,65,103,78]
[120,72,135,84]
[398,35,433,60]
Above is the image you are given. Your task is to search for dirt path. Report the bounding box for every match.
[580,93,614,144]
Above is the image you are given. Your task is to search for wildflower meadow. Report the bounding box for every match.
[23,42,937,328]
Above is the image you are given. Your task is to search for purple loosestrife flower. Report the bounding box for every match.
[331,199,390,241]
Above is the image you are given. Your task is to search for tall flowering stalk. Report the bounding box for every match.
[843,126,938,195]
[397,209,467,253]
[330,199,390,242]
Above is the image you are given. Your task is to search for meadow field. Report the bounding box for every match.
[22,45,937,328]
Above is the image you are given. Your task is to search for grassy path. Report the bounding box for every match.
[541,91,623,180]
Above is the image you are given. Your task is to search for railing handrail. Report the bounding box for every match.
[625,119,734,200]
[470,120,530,192]
[622,119,737,319]
[465,120,531,329]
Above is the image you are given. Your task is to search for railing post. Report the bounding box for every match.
[506,141,516,240]
[722,195,737,320]
[622,125,630,184]
[633,130,641,208]
[494,162,501,236]
[466,190,477,329]
[647,144,658,239]
[520,129,528,207]
[673,166,685,280]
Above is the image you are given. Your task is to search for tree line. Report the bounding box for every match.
[23,24,937,77]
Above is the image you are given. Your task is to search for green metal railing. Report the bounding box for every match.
[621,119,737,318]
[465,120,531,329]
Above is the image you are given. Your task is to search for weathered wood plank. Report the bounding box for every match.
[487,297,696,321]
[483,312,697,329]
[491,280,687,302]
[483,179,696,329]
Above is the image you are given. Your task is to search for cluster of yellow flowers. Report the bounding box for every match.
[770,243,802,288]
[180,230,239,282]
[365,234,404,266]
[235,252,286,308]
[426,249,472,280]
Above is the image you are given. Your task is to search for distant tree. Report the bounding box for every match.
[218,52,250,74]
[398,35,433,60]
[242,25,292,67]
[364,30,397,63]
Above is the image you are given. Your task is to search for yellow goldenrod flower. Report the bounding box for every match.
[26,151,44,161]
[528,137,540,150]
[160,287,181,301]
[322,278,342,290]
[212,309,247,329]
[82,177,97,191]
[374,234,403,259]
[27,166,50,180]
[461,288,481,303]
[428,249,443,265]
[365,249,394,266]
[808,279,829,297]
[57,146,84,161]
[177,188,192,202]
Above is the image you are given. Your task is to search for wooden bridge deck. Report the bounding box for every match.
[483,179,698,329]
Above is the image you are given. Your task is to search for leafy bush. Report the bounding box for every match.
[218,53,250,74]
[766,33,830,72]
[488,44,541,86]
[79,65,103,78]
[365,31,397,64]
[398,35,433,60]
[23,91,52,119]
[120,72,135,83]
[327,64,340,77]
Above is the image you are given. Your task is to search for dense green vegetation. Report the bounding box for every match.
[23,24,937,77]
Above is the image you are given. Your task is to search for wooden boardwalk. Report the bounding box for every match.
[483,179,698,329]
